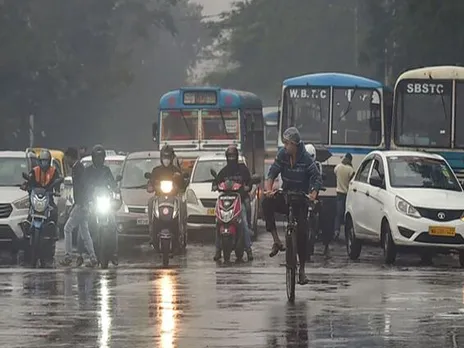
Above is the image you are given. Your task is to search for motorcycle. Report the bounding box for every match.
[20,172,63,268]
[89,186,120,269]
[144,172,187,267]
[210,169,261,263]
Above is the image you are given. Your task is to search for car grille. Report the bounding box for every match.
[454,169,464,181]
[415,207,463,222]
[200,199,217,208]
[321,164,336,188]
[0,204,12,219]
[414,232,464,245]
[128,206,147,214]
[0,225,16,241]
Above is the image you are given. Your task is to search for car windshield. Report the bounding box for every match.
[192,160,228,183]
[81,159,124,178]
[387,156,461,191]
[121,158,160,189]
[0,157,27,186]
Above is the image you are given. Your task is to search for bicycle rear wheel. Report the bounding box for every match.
[285,227,297,302]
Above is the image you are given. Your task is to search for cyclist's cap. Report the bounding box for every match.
[282,127,301,145]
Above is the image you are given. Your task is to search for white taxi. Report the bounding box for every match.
[186,153,260,237]
[345,150,464,266]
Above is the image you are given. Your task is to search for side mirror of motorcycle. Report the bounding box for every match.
[144,172,151,180]
[251,174,261,185]
[22,172,29,180]
[116,174,123,182]
[210,169,217,178]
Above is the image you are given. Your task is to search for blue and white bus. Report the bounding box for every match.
[391,65,464,180]
[278,72,393,226]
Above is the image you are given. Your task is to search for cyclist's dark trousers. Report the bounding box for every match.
[262,194,309,263]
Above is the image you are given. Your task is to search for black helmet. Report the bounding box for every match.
[225,145,239,166]
[38,149,52,171]
[161,144,175,167]
[91,144,106,167]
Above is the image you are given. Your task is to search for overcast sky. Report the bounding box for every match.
[192,0,234,16]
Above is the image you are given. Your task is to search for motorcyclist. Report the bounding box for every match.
[147,144,186,250]
[23,149,60,264]
[212,145,253,262]
[262,127,322,284]
[85,145,119,265]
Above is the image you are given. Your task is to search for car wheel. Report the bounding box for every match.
[382,222,396,265]
[459,251,464,268]
[345,217,361,260]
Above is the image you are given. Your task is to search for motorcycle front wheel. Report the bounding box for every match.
[99,227,109,269]
[161,238,170,267]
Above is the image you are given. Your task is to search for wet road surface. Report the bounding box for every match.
[1,226,464,347]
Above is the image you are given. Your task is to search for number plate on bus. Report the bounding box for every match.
[428,226,455,237]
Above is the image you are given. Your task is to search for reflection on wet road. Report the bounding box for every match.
[2,230,464,347]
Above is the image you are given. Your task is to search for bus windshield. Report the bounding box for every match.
[282,87,330,144]
[332,88,382,146]
[201,109,239,140]
[394,80,452,148]
[160,110,199,141]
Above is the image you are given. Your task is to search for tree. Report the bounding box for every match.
[203,0,365,102]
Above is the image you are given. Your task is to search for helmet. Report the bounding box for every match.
[305,144,316,161]
[91,144,106,167]
[161,144,174,167]
[38,150,51,171]
[225,145,239,166]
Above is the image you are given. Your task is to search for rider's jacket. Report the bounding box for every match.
[150,164,184,192]
[85,164,117,197]
[215,163,251,200]
[267,142,322,193]
[26,166,60,205]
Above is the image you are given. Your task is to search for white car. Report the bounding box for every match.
[186,153,260,237]
[0,151,30,254]
[345,150,464,266]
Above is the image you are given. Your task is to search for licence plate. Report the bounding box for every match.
[207,208,215,216]
[137,218,149,225]
[428,226,456,237]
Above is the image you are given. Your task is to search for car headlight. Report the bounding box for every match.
[96,195,111,214]
[186,189,198,205]
[395,196,420,218]
[160,180,173,194]
[32,196,47,213]
[13,196,30,210]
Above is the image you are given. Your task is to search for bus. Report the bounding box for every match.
[278,72,393,228]
[152,87,265,178]
[391,65,464,179]
[263,106,278,159]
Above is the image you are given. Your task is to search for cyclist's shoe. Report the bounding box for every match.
[323,245,331,258]
[334,230,340,241]
[298,268,309,285]
[246,248,253,261]
[269,242,285,257]
[60,256,73,267]
[76,256,84,267]
[213,249,222,261]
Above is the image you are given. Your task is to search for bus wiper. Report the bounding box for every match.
[339,86,358,121]
[179,109,193,138]
[429,74,447,121]
[218,109,232,139]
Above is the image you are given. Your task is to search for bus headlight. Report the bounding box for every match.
[160,181,173,194]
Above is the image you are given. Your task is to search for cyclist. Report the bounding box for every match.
[262,127,322,284]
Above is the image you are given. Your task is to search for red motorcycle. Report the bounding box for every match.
[210,169,260,262]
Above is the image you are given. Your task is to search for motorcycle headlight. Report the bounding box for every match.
[160,180,173,194]
[13,196,30,210]
[32,196,47,213]
[96,195,111,214]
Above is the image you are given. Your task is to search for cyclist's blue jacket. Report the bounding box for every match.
[267,143,322,193]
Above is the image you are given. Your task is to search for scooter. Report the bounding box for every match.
[210,169,261,262]
[145,172,186,267]
[20,172,63,268]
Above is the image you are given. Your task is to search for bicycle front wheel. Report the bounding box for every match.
[285,227,297,302]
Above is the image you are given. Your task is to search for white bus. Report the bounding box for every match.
[391,65,464,179]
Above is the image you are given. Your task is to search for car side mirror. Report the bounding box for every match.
[210,169,217,178]
[369,176,383,188]
[116,174,123,182]
[152,122,158,141]
[144,172,150,180]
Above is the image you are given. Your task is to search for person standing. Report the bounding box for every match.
[60,147,97,267]
[334,153,355,240]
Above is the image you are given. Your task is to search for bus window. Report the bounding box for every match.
[332,88,382,146]
[201,110,239,140]
[160,110,199,141]
[454,82,464,148]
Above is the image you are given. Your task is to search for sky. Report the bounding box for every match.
[192,0,234,17]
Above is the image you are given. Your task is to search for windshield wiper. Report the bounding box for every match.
[428,74,447,121]
[339,86,358,121]
[179,109,194,138]
[122,184,147,189]
[218,109,233,139]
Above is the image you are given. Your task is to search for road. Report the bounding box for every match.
[1,227,464,347]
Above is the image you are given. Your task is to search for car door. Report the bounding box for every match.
[348,156,374,237]
[364,155,387,240]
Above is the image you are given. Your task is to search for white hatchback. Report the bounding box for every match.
[345,150,464,266]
